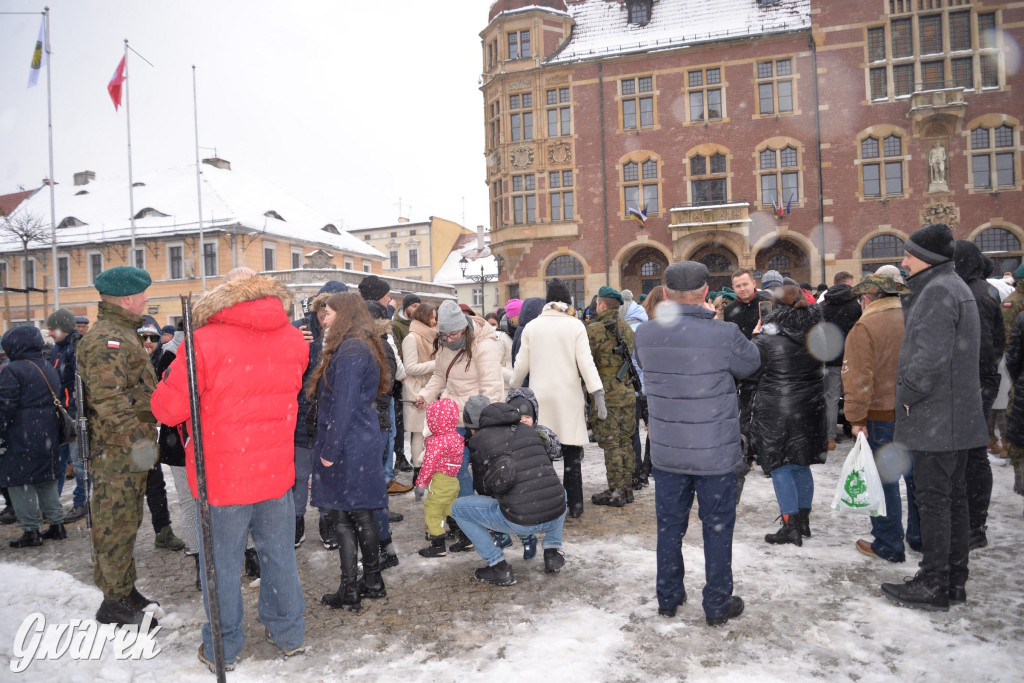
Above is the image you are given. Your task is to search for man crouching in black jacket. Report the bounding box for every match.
[451,397,568,585]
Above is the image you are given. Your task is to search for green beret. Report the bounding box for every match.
[94,266,152,296]
[1014,263,1024,280]
[597,285,623,304]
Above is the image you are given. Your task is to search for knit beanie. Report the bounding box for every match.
[546,277,573,305]
[905,223,954,265]
[437,300,469,333]
[45,309,76,334]
[760,270,784,289]
[358,275,391,301]
[401,293,421,313]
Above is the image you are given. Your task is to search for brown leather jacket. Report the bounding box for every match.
[840,296,904,425]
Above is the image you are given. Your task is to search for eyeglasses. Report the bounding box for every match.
[438,329,464,342]
[138,334,160,342]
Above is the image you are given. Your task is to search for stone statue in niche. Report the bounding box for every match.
[928,140,948,192]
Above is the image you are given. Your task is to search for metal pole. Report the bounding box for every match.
[44,7,59,307]
[181,294,227,683]
[809,33,827,284]
[598,61,610,286]
[125,39,137,255]
[192,66,207,292]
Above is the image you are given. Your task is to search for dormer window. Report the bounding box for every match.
[321,224,340,234]
[134,207,168,219]
[57,216,86,229]
[264,210,285,221]
[627,1,652,26]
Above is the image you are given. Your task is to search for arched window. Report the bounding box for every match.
[758,145,800,207]
[860,134,904,198]
[689,152,728,206]
[545,255,585,306]
[974,228,1022,275]
[623,158,659,215]
[640,261,662,277]
[860,234,906,275]
[970,124,1017,189]
[767,253,791,272]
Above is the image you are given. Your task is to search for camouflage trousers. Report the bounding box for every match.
[1007,444,1024,497]
[594,402,636,490]
[90,455,148,600]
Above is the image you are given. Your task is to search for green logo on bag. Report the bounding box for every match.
[841,468,869,508]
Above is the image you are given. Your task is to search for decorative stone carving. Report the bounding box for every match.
[546,74,569,85]
[510,146,534,169]
[547,142,573,165]
[303,249,336,269]
[487,151,501,173]
[508,79,531,91]
[921,202,959,230]
[927,140,949,193]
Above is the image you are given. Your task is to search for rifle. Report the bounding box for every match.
[74,372,93,529]
[603,319,649,424]
[181,294,228,683]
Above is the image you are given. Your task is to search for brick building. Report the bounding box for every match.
[481,0,1022,301]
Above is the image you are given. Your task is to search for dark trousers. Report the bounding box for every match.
[145,465,171,532]
[913,450,970,590]
[562,445,584,510]
[965,445,993,531]
[392,380,405,459]
[653,466,737,619]
[866,420,918,561]
[631,401,645,482]
[330,508,381,581]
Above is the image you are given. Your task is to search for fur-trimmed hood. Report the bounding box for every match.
[192,275,292,330]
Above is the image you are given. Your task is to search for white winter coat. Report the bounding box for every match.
[510,303,603,446]
[402,320,437,434]
[419,315,505,427]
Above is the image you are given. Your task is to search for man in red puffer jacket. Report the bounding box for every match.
[152,273,308,671]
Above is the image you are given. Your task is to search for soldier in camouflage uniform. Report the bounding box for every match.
[587,285,637,507]
[1002,266,1024,496]
[76,265,160,628]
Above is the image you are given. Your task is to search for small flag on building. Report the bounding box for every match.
[785,196,793,215]
[628,205,648,228]
[27,18,46,88]
[108,56,126,110]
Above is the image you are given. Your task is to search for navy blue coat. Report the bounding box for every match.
[49,330,81,411]
[310,337,387,511]
[511,297,545,366]
[635,304,761,476]
[0,327,62,487]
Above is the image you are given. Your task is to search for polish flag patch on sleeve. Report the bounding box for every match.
[107,340,121,349]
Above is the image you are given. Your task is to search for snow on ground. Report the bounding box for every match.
[1,437,1022,681]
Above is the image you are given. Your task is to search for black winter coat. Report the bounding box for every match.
[153,348,186,467]
[467,403,566,526]
[292,312,325,449]
[0,326,62,487]
[1002,312,1024,447]
[367,300,397,433]
[954,240,1004,409]
[50,330,81,411]
[723,290,773,340]
[819,284,861,367]
[750,305,828,473]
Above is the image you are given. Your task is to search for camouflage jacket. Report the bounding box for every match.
[586,309,636,407]
[76,301,158,461]
[1002,280,1024,349]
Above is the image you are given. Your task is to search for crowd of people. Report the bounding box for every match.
[1,221,1021,671]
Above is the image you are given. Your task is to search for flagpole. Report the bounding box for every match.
[44,6,58,307]
[124,39,137,255]
[192,65,206,293]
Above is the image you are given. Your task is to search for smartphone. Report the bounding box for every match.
[758,300,773,319]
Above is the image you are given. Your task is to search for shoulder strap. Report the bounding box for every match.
[27,361,61,406]
[444,349,466,384]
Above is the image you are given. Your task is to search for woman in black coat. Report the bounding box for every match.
[0,326,66,547]
[750,285,827,546]
[1002,310,1024,499]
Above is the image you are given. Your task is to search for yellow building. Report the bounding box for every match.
[0,159,386,331]
[347,217,476,282]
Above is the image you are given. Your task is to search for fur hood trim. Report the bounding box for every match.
[192,276,292,328]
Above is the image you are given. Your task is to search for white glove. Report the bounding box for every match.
[591,389,608,420]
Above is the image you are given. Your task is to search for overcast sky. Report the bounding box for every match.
[1,1,493,231]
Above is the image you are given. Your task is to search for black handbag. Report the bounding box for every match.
[30,362,77,446]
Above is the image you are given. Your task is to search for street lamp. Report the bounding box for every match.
[460,254,504,316]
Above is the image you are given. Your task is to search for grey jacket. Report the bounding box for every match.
[634,303,761,476]
[895,261,988,451]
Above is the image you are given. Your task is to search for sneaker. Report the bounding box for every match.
[475,560,516,586]
[493,532,513,550]
[319,516,339,550]
[294,516,305,548]
[387,479,413,495]
[154,526,186,551]
[988,453,1009,467]
[543,548,565,573]
[198,643,235,673]
[265,626,305,657]
[880,574,950,612]
[706,596,745,626]
[522,535,537,560]
[64,505,87,524]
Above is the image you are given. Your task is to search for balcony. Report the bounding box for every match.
[907,86,967,136]
[668,202,751,233]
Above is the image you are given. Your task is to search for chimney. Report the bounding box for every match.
[73,171,95,186]
[476,225,485,251]
[202,157,231,171]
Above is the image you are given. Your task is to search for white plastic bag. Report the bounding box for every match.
[830,432,887,516]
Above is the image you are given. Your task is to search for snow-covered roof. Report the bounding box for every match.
[0,164,385,259]
[434,235,499,286]
[547,0,811,64]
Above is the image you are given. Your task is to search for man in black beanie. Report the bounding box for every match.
[546,278,574,308]
[880,223,987,612]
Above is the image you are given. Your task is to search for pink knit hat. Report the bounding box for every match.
[504,298,523,318]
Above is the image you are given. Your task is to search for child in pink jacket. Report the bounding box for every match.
[415,398,465,557]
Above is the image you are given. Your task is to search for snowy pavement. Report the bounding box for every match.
[1,437,1022,681]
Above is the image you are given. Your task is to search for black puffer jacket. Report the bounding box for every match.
[819,283,861,367]
[0,326,62,487]
[467,402,566,525]
[954,240,1004,409]
[750,304,827,474]
[153,348,186,468]
[367,300,397,432]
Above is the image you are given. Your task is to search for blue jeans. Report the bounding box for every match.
[196,492,305,664]
[292,446,328,520]
[57,441,87,507]
[769,464,814,515]
[383,400,396,483]
[373,507,391,542]
[456,428,474,497]
[866,420,918,561]
[450,494,565,566]
[653,467,737,619]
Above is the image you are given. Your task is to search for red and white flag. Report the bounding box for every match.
[108,56,126,110]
